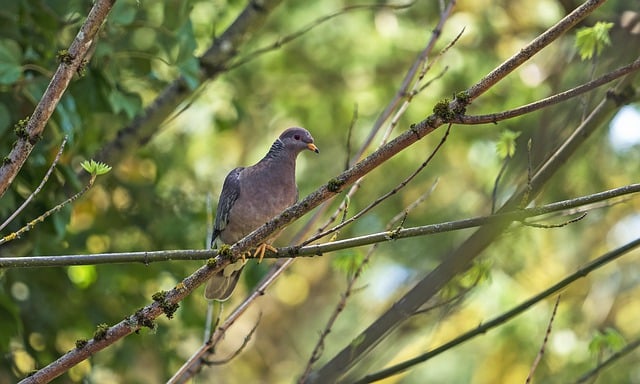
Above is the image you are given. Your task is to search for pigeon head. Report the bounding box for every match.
[278,127,319,154]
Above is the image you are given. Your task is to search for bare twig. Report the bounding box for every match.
[354,0,457,162]
[205,313,261,366]
[491,159,510,214]
[526,295,561,384]
[453,57,640,125]
[575,337,640,384]
[303,124,452,246]
[355,238,640,384]
[0,136,68,232]
[2,183,639,269]
[380,28,464,144]
[345,104,358,170]
[309,2,616,379]
[521,212,587,228]
[299,183,438,383]
[0,173,98,246]
[229,2,414,70]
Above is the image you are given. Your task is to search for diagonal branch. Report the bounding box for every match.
[307,1,615,380]
[0,0,116,198]
[526,295,561,383]
[168,3,458,380]
[575,336,640,383]
[355,237,640,383]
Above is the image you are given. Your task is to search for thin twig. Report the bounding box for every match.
[355,238,640,384]
[303,124,452,246]
[0,173,97,246]
[205,313,262,365]
[521,212,587,228]
[526,295,561,384]
[345,104,358,170]
[0,136,68,232]
[350,0,457,166]
[574,337,640,384]
[298,183,438,383]
[2,183,639,268]
[228,2,414,70]
[491,159,509,214]
[453,57,640,125]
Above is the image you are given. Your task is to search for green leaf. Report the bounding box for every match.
[109,1,138,26]
[588,328,626,354]
[175,20,200,90]
[108,88,142,119]
[332,251,365,277]
[0,38,22,85]
[496,129,521,159]
[179,57,201,90]
[80,160,112,176]
[575,22,614,61]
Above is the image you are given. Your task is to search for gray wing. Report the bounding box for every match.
[212,167,243,246]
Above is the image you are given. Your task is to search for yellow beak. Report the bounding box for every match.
[307,143,319,153]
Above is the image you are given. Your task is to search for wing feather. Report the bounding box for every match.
[211,167,243,245]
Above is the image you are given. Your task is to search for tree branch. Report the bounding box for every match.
[0,0,116,198]
[354,237,640,383]
[2,183,638,268]
[453,57,640,125]
[526,295,561,384]
[167,3,459,380]
[307,1,616,379]
[575,337,640,383]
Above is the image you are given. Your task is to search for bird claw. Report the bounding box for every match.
[253,243,277,263]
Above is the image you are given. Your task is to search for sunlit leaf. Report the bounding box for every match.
[496,129,521,159]
[80,160,112,175]
[576,22,613,60]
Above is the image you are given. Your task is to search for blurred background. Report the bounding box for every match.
[0,0,639,382]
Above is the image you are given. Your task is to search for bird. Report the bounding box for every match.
[205,127,319,301]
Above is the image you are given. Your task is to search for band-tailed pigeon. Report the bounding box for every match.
[205,127,319,300]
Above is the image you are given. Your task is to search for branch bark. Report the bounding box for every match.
[306,0,614,381]
[0,0,116,198]
[4,183,637,269]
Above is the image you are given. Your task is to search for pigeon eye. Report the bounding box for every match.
[293,134,301,140]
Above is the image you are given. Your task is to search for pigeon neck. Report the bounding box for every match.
[262,138,298,162]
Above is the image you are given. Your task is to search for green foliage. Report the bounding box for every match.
[575,21,614,60]
[589,327,626,355]
[496,129,521,159]
[80,159,112,176]
[0,38,22,85]
[332,251,366,277]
